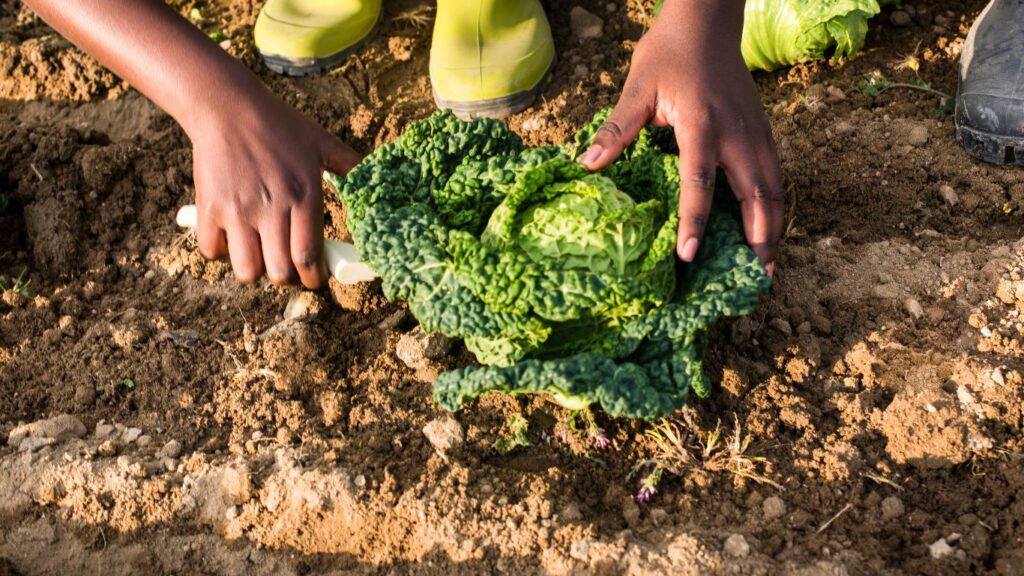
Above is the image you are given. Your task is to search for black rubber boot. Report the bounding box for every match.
[955,0,1024,165]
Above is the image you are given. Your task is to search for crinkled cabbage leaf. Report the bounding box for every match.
[332,110,770,419]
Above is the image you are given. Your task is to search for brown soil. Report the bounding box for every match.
[2,0,1023,574]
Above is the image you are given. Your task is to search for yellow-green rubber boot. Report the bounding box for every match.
[254,0,381,76]
[431,0,555,119]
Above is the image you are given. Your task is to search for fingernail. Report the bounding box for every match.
[680,237,699,262]
[579,145,603,167]
[766,262,776,278]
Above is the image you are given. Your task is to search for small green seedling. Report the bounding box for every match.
[97,378,136,395]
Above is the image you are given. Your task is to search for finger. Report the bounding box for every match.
[579,78,653,170]
[320,136,362,178]
[196,209,228,261]
[225,220,265,285]
[259,213,298,286]
[674,127,717,262]
[756,133,784,276]
[721,139,781,267]
[290,195,329,290]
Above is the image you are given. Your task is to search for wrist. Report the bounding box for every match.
[175,63,275,143]
[655,0,744,39]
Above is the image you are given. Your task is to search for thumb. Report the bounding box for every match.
[579,83,652,170]
[320,135,363,178]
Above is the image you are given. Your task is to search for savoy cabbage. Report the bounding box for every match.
[331,110,770,419]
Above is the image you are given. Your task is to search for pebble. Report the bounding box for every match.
[225,505,239,520]
[354,474,367,488]
[834,121,856,136]
[422,416,464,459]
[890,10,913,26]
[135,435,152,447]
[159,440,183,459]
[904,298,924,319]
[95,423,115,439]
[763,496,787,520]
[991,368,1005,385]
[162,457,179,472]
[98,440,117,457]
[520,116,549,133]
[19,436,55,453]
[769,318,793,336]
[929,537,954,559]
[881,496,905,520]
[939,185,959,206]
[908,125,930,146]
[396,329,454,367]
[723,534,750,558]
[956,385,976,405]
[283,291,323,321]
[8,414,87,447]
[122,427,143,444]
[872,284,901,300]
[569,7,604,39]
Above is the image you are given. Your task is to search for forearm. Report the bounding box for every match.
[655,0,744,39]
[23,0,270,139]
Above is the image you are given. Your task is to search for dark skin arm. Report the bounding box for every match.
[23,0,360,288]
[581,0,782,275]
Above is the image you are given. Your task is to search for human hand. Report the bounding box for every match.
[579,0,782,275]
[189,90,361,288]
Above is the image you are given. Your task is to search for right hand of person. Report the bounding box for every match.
[189,91,361,289]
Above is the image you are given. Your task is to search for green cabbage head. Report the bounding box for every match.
[332,110,770,419]
[741,0,882,71]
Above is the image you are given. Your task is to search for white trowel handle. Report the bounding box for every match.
[174,205,377,285]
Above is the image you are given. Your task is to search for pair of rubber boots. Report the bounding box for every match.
[254,0,554,119]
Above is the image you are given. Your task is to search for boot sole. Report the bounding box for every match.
[257,15,381,77]
[956,123,1024,166]
[433,55,556,120]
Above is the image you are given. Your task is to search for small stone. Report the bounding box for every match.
[769,318,793,336]
[396,328,454,367]
[521,116,549,133]
[907,125,930,146]
[881,496,904,520]
[939,185,959,206]
[904,298,924,319]
[8,414,87,446]
[956,385,976,405]
[122,427,143,444]
[991,368,1005,385]
[94,423,115,439]
[158,439,183,459]
[835,121,856,136]
[283,291,323,321]
[890,10,913,26]
[19,436,55,453]
[723,534,750,558]
[225,505,239,520]
[826,86,847,102]
[929,537,954,559]
[980,327,993,338]
[354,474,367,488]
[162,457,179,472]
[377,309,409,331]
[422,416,464,459]
[135,435,152,447]
[872,284,901,300]
[763,496,786,520]
[569,6,604,39]
[97,440,118,457]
